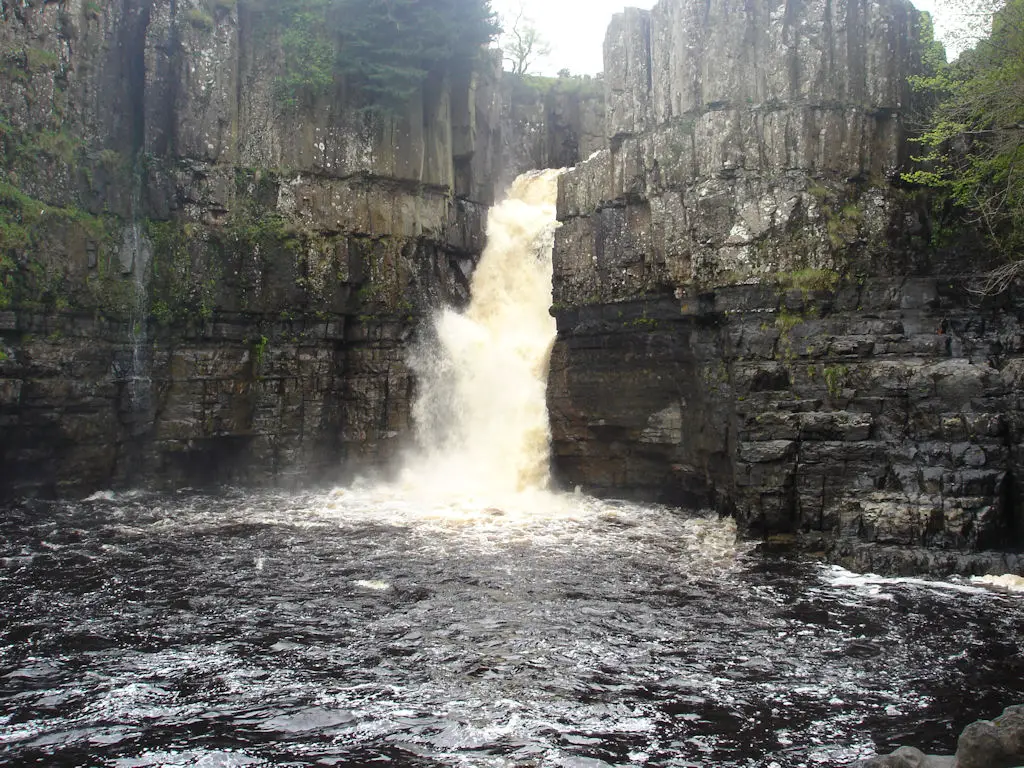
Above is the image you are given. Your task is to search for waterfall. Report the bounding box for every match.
[124,222,152,416]
[402,169,562,497]
[119,159,153,435]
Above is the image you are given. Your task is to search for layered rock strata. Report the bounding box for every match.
[548,0,1024,572]
[0,0,600,497]
[499,74,604,190]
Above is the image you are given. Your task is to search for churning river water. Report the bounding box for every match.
[2,487,1024,768]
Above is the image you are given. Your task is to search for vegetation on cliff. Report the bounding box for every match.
[905,1,1024,290]
[257,0,500,111]
[505,70,604,101]
[0,179,112,312]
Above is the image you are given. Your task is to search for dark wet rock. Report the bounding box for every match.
[0,1,602,499]
[856,705,1024,768]
[830,544,1024,579]
[955,705,1024,768]
[548,285,1024,574]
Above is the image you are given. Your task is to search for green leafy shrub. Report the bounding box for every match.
[269,0,335,108]
[903,2,1024,290]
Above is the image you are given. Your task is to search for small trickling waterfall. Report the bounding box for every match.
[119,161,153,436]
[403,169,562,497]
[123,224,152,414]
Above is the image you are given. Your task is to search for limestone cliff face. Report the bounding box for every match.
[550,0,1024,573]
[0,0,599,497]
[499,75,605,189]
[557,0,919,299]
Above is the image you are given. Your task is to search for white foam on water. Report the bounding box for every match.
[353,579,391,591]
[112,751,261,767]
[83,489,151,503]
[83,490,119,502]
[971,574,1024,593]
[403,170,563,499]
[315,169,747,569]
[308,483,743,571]
[822,565,994,597]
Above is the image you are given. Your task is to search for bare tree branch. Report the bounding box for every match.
[500,2,550,75]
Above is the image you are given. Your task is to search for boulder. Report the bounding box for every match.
[955,705,1024,768]
[855,705,1024,768]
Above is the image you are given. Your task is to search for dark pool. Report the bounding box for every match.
[2,487,1022,767]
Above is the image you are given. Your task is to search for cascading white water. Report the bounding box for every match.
[401,169,562,499]
[124,220,152,417]
[120,158,153,430]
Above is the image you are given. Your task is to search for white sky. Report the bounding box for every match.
[491,0,972,76]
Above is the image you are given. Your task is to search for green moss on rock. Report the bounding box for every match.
[147,220,220,324]
[774,268,840,295]
[0,181,115,311]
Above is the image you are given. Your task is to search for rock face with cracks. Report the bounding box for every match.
[548,0,1024,574]
[0,0,599,497]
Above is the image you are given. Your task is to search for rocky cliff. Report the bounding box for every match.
[549,0,1024,573]
[0,0,600,498]
[499,74,604,190]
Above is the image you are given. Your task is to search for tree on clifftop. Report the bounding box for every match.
[501,4,550,75]
[262,0,500,113]
[905,0,1024,291]
[334,0,500,109]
